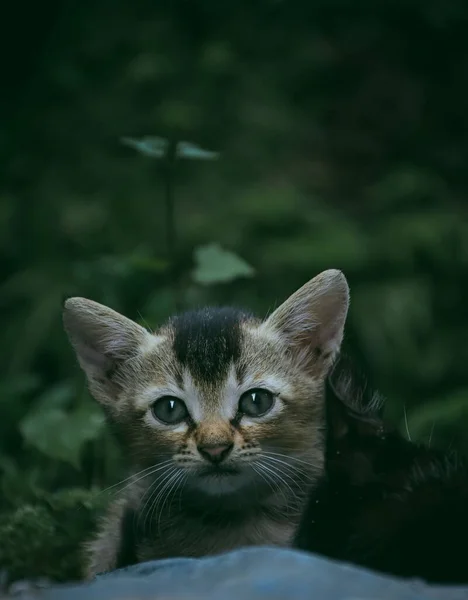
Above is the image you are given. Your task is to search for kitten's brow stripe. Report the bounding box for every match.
[171,307,253,385]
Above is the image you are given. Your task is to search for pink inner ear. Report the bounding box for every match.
[78,339,113,372]
[269,299,346,359]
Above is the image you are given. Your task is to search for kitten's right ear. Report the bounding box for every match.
[263,269,350,375]
[63,298,151,402]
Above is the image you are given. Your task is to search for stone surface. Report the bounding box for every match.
[8,547,468,600]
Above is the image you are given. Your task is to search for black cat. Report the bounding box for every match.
[294,357,468,584]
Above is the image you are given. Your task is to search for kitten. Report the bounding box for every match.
[294,356,468,584]
[63,269,349,578]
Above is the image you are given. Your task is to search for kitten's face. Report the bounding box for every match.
[63,270,349,506]
[107,310,325,500]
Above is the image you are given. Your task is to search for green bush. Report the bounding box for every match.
[0,489,106,583]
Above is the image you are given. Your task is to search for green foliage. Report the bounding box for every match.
[176,141,220,161]
[121,136,220,160]
[192,243,255,285]
[2,0,468,583]
[20,398,105,469]
[121,136,170,159]
[0,488,105,583]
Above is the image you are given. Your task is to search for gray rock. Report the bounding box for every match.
[7,547,468,600]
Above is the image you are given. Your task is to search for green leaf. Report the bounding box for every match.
[121,136,219,161]
[121,136,168,158]
[192,243,255,285]
[176,141,220,160]
[31,380,76,412]
[20,403,105,469]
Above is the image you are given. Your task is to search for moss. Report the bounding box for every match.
[0,487,107,584]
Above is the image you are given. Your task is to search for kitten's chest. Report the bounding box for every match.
[138,512,296,560]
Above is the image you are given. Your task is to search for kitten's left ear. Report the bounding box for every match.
[263,269,349,374]
[63,297,152,405]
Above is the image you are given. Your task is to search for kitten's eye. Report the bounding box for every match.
[151,396,188,425]
[239,389,274,418]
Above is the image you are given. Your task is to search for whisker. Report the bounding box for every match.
[133,477,158,539]
[403,404,412,442]
[262,453,312,474]
[136,477,160,538]
[262,451,320,469]
[116,461,176,498]
[148,469,181,536]
[138,467,177,537]
[176,472,189,513]
[96,460,174,497]
[251,464,277,495]
[251,463,279,509]
[270,453,315,472]
[261,457,310,495]
[262,455,315,483]
[258,461,300,509]
[428,422,435,448]
[254,463,286,506]
[149,468,179,531]
[157,470,186,536]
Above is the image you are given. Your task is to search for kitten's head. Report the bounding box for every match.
[63,270,349,506]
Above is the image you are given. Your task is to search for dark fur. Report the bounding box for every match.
[115,507,139,570]
[294,356,468,584]
[171,307,250,384]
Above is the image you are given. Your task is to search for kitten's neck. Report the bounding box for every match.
[131,477,310,549]
[134,488,307,561]
[181,486,308,520]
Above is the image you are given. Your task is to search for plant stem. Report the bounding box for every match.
[164,140,177,267]
[163,140,183,312]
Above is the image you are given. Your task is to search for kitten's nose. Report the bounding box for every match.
[198,442,233,464]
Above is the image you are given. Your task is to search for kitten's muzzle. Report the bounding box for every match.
[198,442,233,464]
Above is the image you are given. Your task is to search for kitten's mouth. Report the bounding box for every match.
[198,465,240,477]
[185,464,263,502]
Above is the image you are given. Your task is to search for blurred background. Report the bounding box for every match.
[1,0,468,582]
